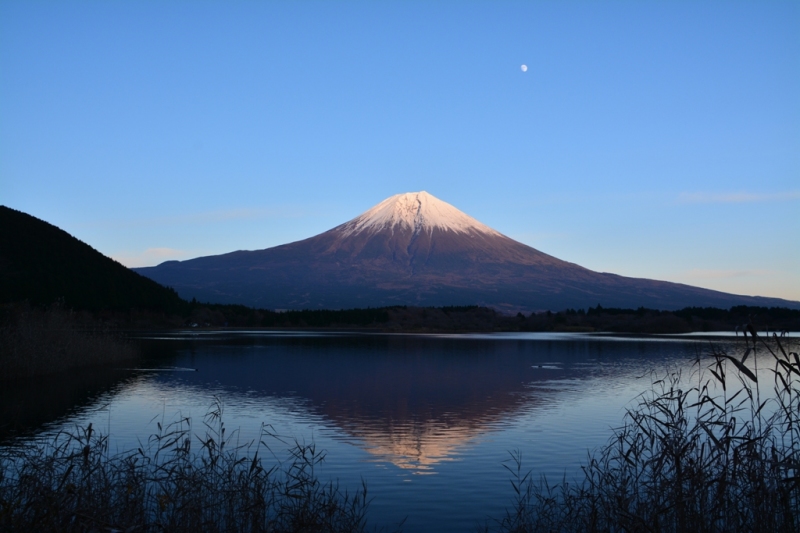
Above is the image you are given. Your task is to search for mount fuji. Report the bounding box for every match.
[134,192,797,312]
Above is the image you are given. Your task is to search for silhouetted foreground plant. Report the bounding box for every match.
[485,331,800,533]
[0,399,378,532]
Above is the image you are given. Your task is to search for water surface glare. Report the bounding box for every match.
[4,331,783,532]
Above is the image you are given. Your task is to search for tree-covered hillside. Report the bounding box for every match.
[0,206,185,313]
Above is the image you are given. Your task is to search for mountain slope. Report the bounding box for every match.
[133,192,799,312]
[0,206,185,312]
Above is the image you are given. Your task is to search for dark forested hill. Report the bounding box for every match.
[0,206,185,313]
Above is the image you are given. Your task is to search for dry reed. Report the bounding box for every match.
[484,330,799,533]
[0,398,376,532]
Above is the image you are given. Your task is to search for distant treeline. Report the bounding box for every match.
[184,301,394,328]
[6,298,795,380]
[573,303,800,323]
[177,302,800,333]
[524,304,800,334]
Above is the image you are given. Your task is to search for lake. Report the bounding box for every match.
[0,330,780,532]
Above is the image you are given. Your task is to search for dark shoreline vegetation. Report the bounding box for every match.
[0,302,139,381]
[1,332,797,532]
[193,302,800,334]
[2,300,800,381]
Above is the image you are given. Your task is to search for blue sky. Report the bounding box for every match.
[2,1,798,301]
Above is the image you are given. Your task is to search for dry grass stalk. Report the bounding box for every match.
[0,397,376,532]
[485,331,799,533]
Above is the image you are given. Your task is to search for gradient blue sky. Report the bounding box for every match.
[2,1,798,301]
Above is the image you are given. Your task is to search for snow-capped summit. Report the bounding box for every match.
[338,191,501,238]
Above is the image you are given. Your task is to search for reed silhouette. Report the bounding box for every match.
[0,398,381,532]
[484,331,799,533]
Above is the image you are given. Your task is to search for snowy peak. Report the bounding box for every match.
[338,191,502,238]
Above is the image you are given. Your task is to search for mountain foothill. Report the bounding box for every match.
[0,206,184,314]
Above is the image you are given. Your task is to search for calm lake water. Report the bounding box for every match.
[1,331,787,532]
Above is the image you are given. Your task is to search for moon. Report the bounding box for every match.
[520,64,528,72]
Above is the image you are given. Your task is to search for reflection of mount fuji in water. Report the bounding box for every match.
[280,339,542,472]
[156,333,684,472]
[134,191,798,312]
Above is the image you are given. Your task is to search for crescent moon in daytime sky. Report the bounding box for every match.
[520,64,528,72]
